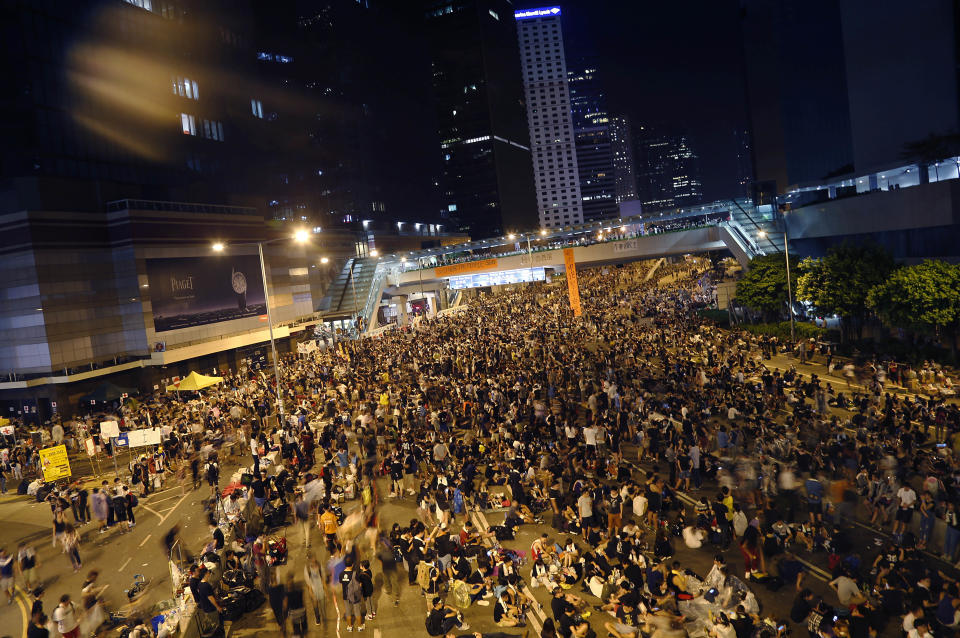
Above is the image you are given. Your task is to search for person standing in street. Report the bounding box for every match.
[17,542,39,592]
[267,568,288,637]
[0,547,15,604]
[52,595,80,638]
[62,524,82,572]
[303,553,327,625]
[91,488,108,534]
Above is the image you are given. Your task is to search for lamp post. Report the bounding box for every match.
[758,226,795,342]
[212,228,310,425]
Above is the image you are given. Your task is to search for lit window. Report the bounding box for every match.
[180,113,196,136]
[448,204,457,212]
[276,55,293,63]
[489,8,499,20]
[257,52,273,61]
[251,99,263,118]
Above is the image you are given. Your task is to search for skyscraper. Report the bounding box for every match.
[639,129,703,211]
[516,6,584,229]
[568,64,617,222]
[609,116,639,204]
[423,0,538,239]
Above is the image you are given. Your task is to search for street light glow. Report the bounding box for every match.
[212,242,224,252]
[320,256,329,264]
[508,233,516,240]
[757,230,767,239]
[293,229,310,243]
[370,249,379,257]
[539,229,547,236]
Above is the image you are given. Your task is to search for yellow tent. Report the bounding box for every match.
[166,371,224,392]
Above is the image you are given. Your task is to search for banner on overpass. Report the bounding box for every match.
[562,248,582,317]
[435,258,498,278]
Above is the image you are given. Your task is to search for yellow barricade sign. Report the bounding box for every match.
[39,444,72,482]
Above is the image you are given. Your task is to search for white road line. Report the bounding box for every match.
[158,493,190,525]
[142,505,163,519]
[139,533,153,547]
[144,492,184,505]
[118,557,132,572]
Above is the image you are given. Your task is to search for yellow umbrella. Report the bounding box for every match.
[166,371,224,392]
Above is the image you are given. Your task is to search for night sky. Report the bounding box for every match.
[540,0,750,202]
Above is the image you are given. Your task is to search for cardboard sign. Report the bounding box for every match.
[38,445,72,482]
[0,425,13,437]
[126,428,161,448]
[112,434,129,448]
[84,437,97,457]
[100,421,120,437]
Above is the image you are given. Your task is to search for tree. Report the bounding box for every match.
[868,260,960,355]
[796,242,894,342]
[735,253,800,322]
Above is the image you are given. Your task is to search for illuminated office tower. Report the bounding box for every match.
[515,6,584,228]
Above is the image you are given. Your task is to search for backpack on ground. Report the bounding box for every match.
[491,525,514,541]
[450,579,472,610]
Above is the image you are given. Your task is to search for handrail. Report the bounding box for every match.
[360,263,388,332]
[335,259,354,312]
[729,199,781,254]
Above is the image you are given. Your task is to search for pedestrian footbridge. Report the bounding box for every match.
[390,223,757,288]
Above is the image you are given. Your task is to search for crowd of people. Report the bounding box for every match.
[5,253,960,638]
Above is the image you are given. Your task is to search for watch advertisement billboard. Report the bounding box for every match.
[145,256,266,332]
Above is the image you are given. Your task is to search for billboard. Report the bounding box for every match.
[146,256,266,332]
[448,267,546,290]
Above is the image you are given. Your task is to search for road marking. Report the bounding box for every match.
[158,492,189,525]
[145,492,184,505]
[118,557,132,572]
[143,505,163,519]
[14,586,29,638]
[139,533,153,547]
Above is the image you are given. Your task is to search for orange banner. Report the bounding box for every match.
[563,248,582,317]
[434,258,499,277]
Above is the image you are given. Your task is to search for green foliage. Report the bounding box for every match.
[741,321,828,340]
[868,260,960,334]
[796,242,894,340]
[734,254,799,316]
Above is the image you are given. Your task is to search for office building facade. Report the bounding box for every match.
[516,7,584,228]
[639,131,703,212]
[610,116,639,204]
[568,65,617,222]
[740,0,959,196]
[423,0,538,238]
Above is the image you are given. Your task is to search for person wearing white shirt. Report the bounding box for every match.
[583,425,599,453]
[894,485,917,535]
[908,619,933,638]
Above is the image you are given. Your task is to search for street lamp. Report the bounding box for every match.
[211,228,310,425]
[758,228,795,342]
[320,256,329,264]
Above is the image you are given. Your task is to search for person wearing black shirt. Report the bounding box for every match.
[27,611,48,638]
[730,606,754,638]
[425,597,468,636]
[790,589,815,625]
[196,569,221,614]
[209,518,225,551]
[551,586,574,620]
